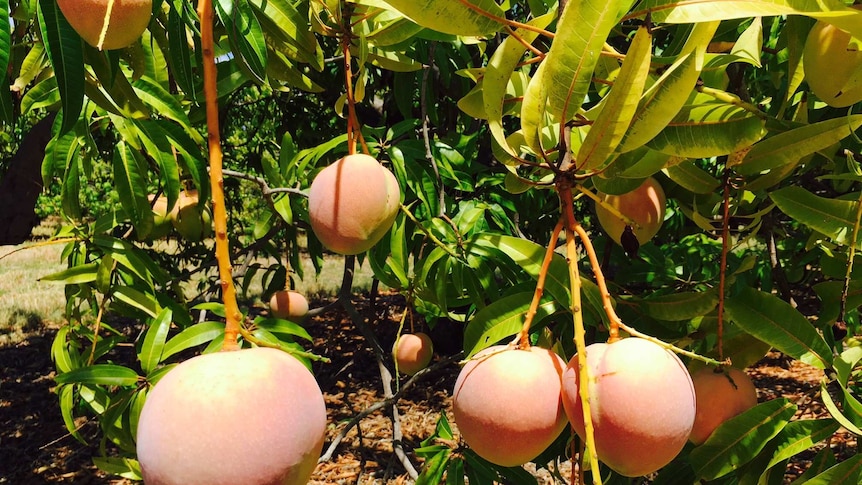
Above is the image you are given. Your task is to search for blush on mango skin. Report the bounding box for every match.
[562,337,696,477]
[594,177,666,246]
[453,345,568,467]
[269,290,310,322]
[136,347,327,485]
[392,332,434,376]
[307,154,401,255]
[57,0,152,50]
[689,366,758,445]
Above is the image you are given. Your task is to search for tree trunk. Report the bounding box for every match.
[0,114,56,245]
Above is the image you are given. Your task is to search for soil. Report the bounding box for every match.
[0,292,857,484]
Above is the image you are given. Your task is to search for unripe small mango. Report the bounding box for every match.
[594,177,666,247]
[453,345,567,467]
[392,332,434,376]
[307,154,400,255]
[136,347,327,485]
[269,290,309,322]
[689,366,758,445]
[57,0,152,50]
[562,338,695,477]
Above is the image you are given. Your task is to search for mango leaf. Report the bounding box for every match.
[37,0,84,134]
[40,262,99,284]
[801,454,862,485]
[820,380,862,435]
[382,0,505,36]
[161,321,225,361]
[112,142,153,239]
[724,287,832,369]
[771,186,861,249]
[138,308,173,375]
[736,115,862,175]
[58,384,87,444]
[167,3,197,98]
[250,0,321,69]
[664,160,721,194]
[473,234,570,306]
[634,290,718,321]
[789,447,837,485]
[51,326,78,374]
[765,419,841,469]
[689,398,796,480]
[618,21,719,152]
[54,364,141,387]
[254,317,313,342]
[522,0,634,154]
[416,449,451,485]
[463,292,559,358]
[632,0,862,39]
[0,0,11,124]
[215,0,267,83]
[112,286,160,318]
[647,93,766,158]
[578,23,652,171]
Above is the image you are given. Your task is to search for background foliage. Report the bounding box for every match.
[5,0,862,482]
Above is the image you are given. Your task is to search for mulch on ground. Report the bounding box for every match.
[0,293,857,484]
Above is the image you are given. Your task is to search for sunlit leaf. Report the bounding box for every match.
[54,364,141,387]
[635,290,718,321]
[801,454,862,485]
[664,160,721,194]
[736,115,862,175]
[725,287,832,369]
[161,322,226,361]
[690,398,795,480]
[771,186,862,249]
[383,0,505,36]
[765,419,840,468]
[463,292,559,358]
[139,308,173,375]
[215,0,267,83]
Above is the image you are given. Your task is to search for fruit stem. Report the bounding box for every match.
[238,326,331,363]
[558,182,602,485]
[838,183,862,330]
[399,204,462,260]
[576,185,640,230]
[199,0,243,351]
[340,8,368,156]
[516,218,564,349]
[96,0,116,50]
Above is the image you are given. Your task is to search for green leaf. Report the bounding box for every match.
[579,23,652,171]
[725,287,832,369]
[383,0,505,36]
[416,449,451,485]
[635,290,718,321]
[765,419,840,469]
[114,285,161,318]
[139,308,173,375]
[522,0,634,154]
[58,384,87,444]
[619,21,719,152]
[254,317,313,342]
[54,364,141,387]
[788,447,837,485]
[113,142,152,238]
[647,93,766,158]
[167,3,197,99]
[161,322,225,361]
[133,77,196,136]
[52,326,77,373]
[40,262,99,284]
[484,12,555,158]
[463,292,559,358]
[91,456,142,480]
[37,0,84,134]
[249,0,321,69]
[820,380,862,435]
[664,159,721,194]
[736,115,862,175]
[0,0,11,124]
[689,398,796,480]
[771,186,862,249]
[215,0,267,83]
[20,76,60,115]
[802,454,862,485]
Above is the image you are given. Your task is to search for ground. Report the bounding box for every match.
[0,292,857,484]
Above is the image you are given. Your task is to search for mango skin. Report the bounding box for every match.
[307,154,400,255]
[269,290,310,322]
[171,191,213,242]
[594,177,666,246]
[392,332,434,376]
[453,346,568,467]
[803,11,862,108]
[136,347,327,485]
[562,338,696,477]
[689,366,758,445]
[57,0,152,50]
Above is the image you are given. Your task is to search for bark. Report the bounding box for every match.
[0,114,56,245]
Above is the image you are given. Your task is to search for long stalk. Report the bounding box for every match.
[198,0,243,351]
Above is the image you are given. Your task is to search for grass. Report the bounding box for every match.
[0,234,377,346]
